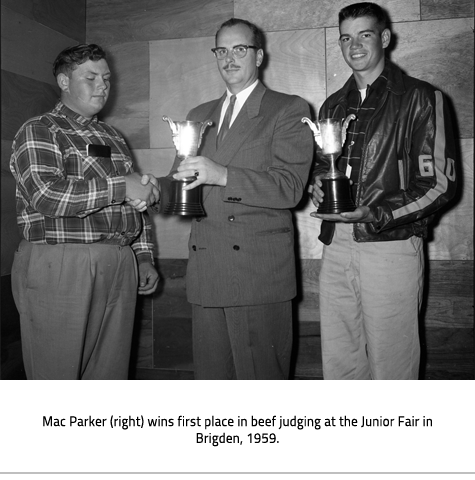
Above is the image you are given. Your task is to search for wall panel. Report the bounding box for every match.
[1,70,59,141]
[1,0,86,378]
[150,36,223,150]
[1,0,85,41]
[391,18,473,138]
[1,5,79,86]
[86,0,233,46]
[421,0,474,20]
[98,42,150,149]
[235,0,420,30]
[1,71,59,274]
[428,139,473,260]
[1,140,20,276]
[262,29,326,114]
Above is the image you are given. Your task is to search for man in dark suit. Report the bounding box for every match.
[166,18,314,379]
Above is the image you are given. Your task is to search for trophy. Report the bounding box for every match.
[302,115,356,214]
[162,116,213,216]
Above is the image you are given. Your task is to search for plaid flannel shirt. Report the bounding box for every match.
[341,65,389,198]
[10,101,154,264]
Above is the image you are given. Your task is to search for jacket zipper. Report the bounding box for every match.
[353,89,389,241]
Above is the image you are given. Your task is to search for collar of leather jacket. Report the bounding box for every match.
[328,60,407,110]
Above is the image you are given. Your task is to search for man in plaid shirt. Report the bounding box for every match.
[10,44,159,380]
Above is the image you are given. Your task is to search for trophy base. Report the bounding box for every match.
[163,178,205,216]
[316,177,356,214]
[164,202,205,216]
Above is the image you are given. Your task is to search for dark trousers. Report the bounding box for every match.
[11,240,138,380]
[192,301,292,380]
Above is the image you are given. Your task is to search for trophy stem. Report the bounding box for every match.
[324,154,345,180]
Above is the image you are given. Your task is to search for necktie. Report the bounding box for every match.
[216,95,236,148]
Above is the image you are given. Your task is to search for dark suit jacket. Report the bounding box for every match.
[169,81,314,307]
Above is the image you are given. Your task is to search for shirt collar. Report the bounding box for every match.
[226,79,259,105]
[347,63,390,99]
[55,101,99,126]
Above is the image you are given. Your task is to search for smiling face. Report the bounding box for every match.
[215,23,264,94]
[57,59,111,119]
[338,15,390,87]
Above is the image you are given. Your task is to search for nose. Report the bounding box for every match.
[224,50,234,62]
[350,38,362,49]
[97,77,108,90]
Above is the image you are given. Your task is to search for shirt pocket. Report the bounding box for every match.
[255,227,292,236]
[82,155,113,179]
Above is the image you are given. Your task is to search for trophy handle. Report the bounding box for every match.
[341,114,356,146]
[162,115,178,135]
[198,119,213,148]
[301,117,322,148]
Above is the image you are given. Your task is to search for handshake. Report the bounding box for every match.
[124,172,160,212]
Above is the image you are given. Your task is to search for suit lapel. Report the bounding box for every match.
[196,94,225,158]
[201,82,267,203]
[213,81,266,167]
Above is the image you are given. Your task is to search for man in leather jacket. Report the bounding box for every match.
[309,2,457,379]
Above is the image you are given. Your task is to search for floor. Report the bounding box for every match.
[2,275,474,380]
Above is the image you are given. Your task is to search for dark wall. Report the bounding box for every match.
[1,0,86,378]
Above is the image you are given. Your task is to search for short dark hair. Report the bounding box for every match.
[53,43,107,78]
[338,2,389,33]
[215,18,264,50]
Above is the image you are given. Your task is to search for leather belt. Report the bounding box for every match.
[96,236,132,246]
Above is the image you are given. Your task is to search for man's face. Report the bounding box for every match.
[338,16,390,79]
[215,24,263,94]
[58,59,110,119]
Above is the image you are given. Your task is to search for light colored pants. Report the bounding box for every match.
[192,301,292,380]
[12,240,138,380]
[319,223,424,380]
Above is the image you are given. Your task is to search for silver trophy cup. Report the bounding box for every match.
[302,115,356,214]
[162,116,213,216]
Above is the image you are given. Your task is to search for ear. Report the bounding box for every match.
[57,73,70,92]
[256,49,264,67]
[381,28,391,49]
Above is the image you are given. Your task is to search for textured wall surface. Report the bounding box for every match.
[1,0,86,379]
[1,0,86,275]
[85,0,473,379]
[87,0,474,261]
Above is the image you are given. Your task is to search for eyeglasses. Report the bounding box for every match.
[211,45,258,60]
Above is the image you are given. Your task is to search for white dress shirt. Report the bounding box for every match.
[218,80,259,132]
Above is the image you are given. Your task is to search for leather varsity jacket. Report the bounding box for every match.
[313,61,457,244]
